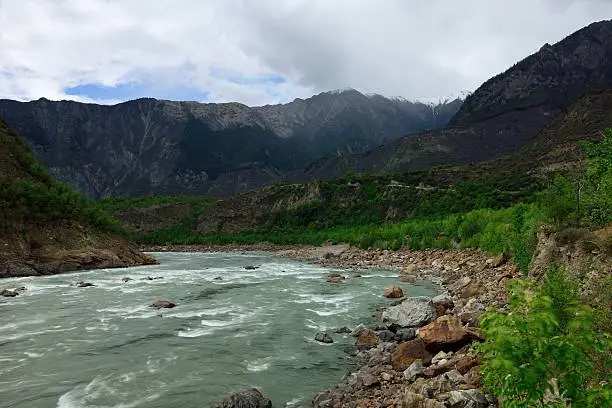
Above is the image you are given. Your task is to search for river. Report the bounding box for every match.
[0,252,438,407]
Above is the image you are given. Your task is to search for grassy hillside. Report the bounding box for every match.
[0,118,155,277]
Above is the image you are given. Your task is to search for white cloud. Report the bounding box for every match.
[0,0,610,105]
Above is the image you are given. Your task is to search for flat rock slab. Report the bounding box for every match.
[382,297,435,328]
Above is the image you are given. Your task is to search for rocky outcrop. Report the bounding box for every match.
[0,91,460,198]
[214,388,272,408]
[417,315,482,353]
[315,331,334,344]
[0,118,157,278]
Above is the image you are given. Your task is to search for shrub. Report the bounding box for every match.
[476,268,611,407]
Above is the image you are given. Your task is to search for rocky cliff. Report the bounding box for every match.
[298,20,612,180]
[0,118,156,278]
[0,90,461,197]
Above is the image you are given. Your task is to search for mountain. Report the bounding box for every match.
[0,90,461,197]
[0,118,155,278]
[297,20,612,180]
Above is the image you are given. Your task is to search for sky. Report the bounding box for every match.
[1,0,611,106]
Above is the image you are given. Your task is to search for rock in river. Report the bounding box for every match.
[150,300,176,309]
[72,281,95,288]
[314,331,334,343]
[382,297,435,327]
[214,388,272,408]
[0,289,19,297]
[383,286,404,298]
[326,273,345,283]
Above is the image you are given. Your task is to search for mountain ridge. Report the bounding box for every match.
[0,90,462,197]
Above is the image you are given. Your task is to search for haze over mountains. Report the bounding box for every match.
[1,20,612,199]
[0,91,461,197]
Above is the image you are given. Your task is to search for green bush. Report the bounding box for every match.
[476,268,611,407]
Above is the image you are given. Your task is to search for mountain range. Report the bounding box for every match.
[1,20,611,200]
[0,91,461,197]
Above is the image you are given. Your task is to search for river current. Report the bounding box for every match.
[0,252,438,407]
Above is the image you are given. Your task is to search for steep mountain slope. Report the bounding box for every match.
[190,87,612,235]
[0,90,461,198]
[0,118,156,278]
[298,20,612,180]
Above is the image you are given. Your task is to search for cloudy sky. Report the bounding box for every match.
[1,0,611,106]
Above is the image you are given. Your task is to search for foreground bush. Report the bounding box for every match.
[476,268,611,407]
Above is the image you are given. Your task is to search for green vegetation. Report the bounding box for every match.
[477,268,611,407]
[0,124,120,231]
[95,195,215,214]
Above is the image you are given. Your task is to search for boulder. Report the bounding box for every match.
[418,315,481,353]
[314,331,333,343]
[215,388,272,408]
[150,300,176,309]
[431,293,454,309]
[382,297,435,328]
[391,296,408,306]
[383,286,404,298]
[441,389,488,408]
[391,338,432,371]
[432,351,453,365]
[395,328,417,342]
[460,282,483,299]
[243,265,259,270]
[376,330,395,342]
[403,360,424,381]
[355,329,380,350]
[121,277,132,283]
[464,365,483,388]
[0,289,19,297]
[447,277,471,294]
[458,298,487,327]
[454,355,479,375]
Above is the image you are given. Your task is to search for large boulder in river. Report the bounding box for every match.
[150,300,176,309]
[326,273,345,283]
[383,286,404,298]
[215,388,272,408]
[382,297,435,328]
[314,331,333,343]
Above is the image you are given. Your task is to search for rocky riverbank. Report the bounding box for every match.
[149,244,519,407]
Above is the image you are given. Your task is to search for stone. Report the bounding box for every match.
[442,389,489,408]
[464,366,483,388]
[380,372,393,382]
[459,298,487,327]
[401,264,418,275]
[431,293,454,309]
[390,338,432,371]
[418,315,479,353]
[445,369,466,385]
[334,326,352,334]
[383,286,404,298]
[315,331,334,343]
[376,330,395,342]
[432,351,452,364]
[355,329,381,350]
[382,297,435,328]
[395,328,417,342]
[361,374,379,387]
[0,289,18,297]
[489,253,508,268]
[434,303,446,318]
[214,388,272,408]
[400,391,444,408]
[461,281,483,299]
[454,355,479,374]
[391,296,408,306]
[150,300,176,309]
[350,324,367,337]
[243,265,259,270]
[447,277,471,294]
[121,277,132,283]
[403,360,424,381]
